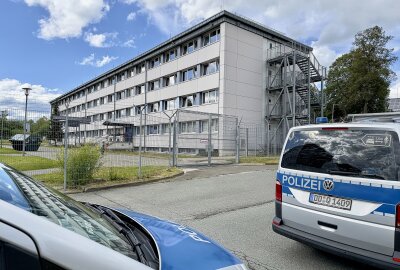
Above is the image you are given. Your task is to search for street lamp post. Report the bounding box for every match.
[1,110,7,149]
[22,86,31,156]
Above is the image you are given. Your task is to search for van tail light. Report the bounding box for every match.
[396,204,400,228]
[276,181,282,202]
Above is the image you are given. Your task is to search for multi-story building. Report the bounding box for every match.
[388,98,400,112]
[50,10,325,155]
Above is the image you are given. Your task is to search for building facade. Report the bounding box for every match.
[50,11,322,155]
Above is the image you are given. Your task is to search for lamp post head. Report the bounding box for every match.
[21,84,32,96]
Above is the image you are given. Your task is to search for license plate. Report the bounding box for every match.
[309,193,352,210]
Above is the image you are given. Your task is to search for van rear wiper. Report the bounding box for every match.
[327,170,385,180]
[84,203,149,266]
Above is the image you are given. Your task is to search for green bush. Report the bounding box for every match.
[57,145,101,186]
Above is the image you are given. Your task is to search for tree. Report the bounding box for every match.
[48,104,63,146]
[31,117,50,135]
[325,26,397,120]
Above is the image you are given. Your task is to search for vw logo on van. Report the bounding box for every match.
[323,179,334,191]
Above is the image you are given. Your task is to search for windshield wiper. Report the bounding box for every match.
[327,170,385,180]
[84,203,149,266]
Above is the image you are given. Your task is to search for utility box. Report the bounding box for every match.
[9,134,42,151]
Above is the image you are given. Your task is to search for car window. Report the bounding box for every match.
[281,129,400,181]
[0,169,137,261]
[0,240,40,270]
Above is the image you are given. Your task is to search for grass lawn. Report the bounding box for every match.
[34,166,183,189]
[0,147,19,154]
[0,155,58,171]
[239,156,280,165]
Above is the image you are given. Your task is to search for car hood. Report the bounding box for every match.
[114,208,242,270]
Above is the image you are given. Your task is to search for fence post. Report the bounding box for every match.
[0,110,6,149]
[255,126,258,156]
[208,114,212,166]
[172,119,177,167]
[235,118,240,164]
[245,128,249,157]
[168,118,172,167]
[138,110,143,178]
[63,111,69,191]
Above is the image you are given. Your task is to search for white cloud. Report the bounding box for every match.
[84,32,118,47]
[78,54,118,67]
[122,0,400,68]
[0,78,61,112]
[127,12,137,21]
[122,38,135,48]
[24,0,110,40]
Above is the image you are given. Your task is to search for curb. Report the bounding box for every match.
[64,171,185,194]
[238,163,278,166]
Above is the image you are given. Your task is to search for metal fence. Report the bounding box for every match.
[0,107,274,190]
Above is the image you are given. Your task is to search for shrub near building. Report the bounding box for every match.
[57,145,101,186]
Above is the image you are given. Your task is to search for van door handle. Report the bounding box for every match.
[318,221,337,231]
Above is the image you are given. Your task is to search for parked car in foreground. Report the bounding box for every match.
[0,163,247,270]
[273,122,400,269]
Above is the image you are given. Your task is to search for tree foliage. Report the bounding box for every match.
[325,26,397,120]
[48,104,63,145]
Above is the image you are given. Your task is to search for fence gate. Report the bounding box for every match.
[174,110,238,166]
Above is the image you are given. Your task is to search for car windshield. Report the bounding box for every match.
[0,167,137,260]
[281,129,400,181]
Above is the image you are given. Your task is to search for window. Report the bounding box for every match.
[164,74,176,87]
[0,240,41,270]
[180,121,197,133]
[163,99,175,110]
[165,49,177,62]
[150,56,161,68]
[116,91,125,101]
[281,129,399,181]
[148,102,159,113]
[182,67,198,82]
[100,97,105,105]
[128,67,135,77]
[203,29,220,46]
[126,88,132,98]
[200,119,218,133]
[81,104,86,110]
[135,106,144,115]
[107,94,114,103]
[201,89,218,104]
[148,125,159,135]
[135,84,145,95]
[107,111,113,120]
[180,95,195,107]
[93,114,99,121]
[202,60,219,75]
[93,99,98,107]
[87,101,92,109]
[126,108,132,116]
[136,63,145,73]
[100,114,105,121]
[149,80,160,91]
[182,40,198,55]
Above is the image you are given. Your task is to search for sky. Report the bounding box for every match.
[1,0,400,113]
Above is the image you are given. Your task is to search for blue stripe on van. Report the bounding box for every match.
[277,171,400,206]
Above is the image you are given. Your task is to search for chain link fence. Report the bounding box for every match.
[0,106,276,190]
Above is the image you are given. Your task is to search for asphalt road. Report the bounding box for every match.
[70,165,378,270]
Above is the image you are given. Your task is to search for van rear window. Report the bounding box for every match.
[281,129,399,181]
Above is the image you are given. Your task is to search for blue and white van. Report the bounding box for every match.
[272,123,400,269]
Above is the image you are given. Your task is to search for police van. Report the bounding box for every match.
[272,119,400,269]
